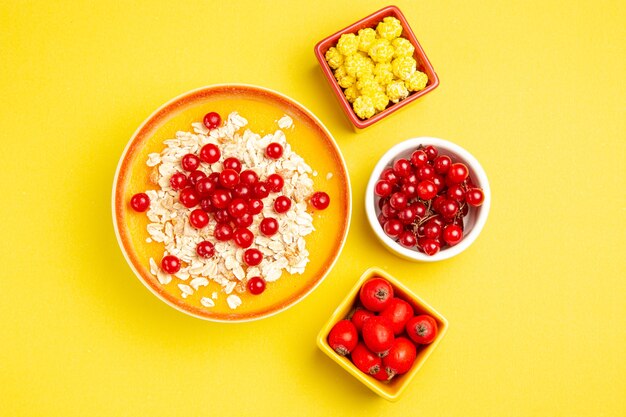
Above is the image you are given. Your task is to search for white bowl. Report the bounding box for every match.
[365,137,491,262]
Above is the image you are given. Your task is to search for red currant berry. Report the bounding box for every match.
[446,184,465,202]
[443,224,463,246]
[400,183,418,198]
[223,157,242,173]
[274,196,292,213]
[228,198,248,218]
[440,199,459,219]
[432,174,445,192]
[214,223,233,241]
[423,220,441,239]
[265,143,284,159]
[199,198,213,212]
[410,202,427,220]
[181,153,200,171]
[417,165,435,180]
[378,213,387,226]
[466,188,485,206]
[447,163,469,184]
[179,187,199,208]
[130,193,150,212]
[381,202,397,219]
[310,192,330,210]
[397,205,417,224]
[240,169,259,185]
[418,238,440,256]
[410,150,429,167]
[195,177,215,197]
[432,195,446,214]
[424,145,438,160]
[451,215,465,229]
[260,217,279,236]
[389,192,408,210]
[430,215,445,228]
[433,155,451,174]
[393,158,412,177]
[233,183,252,200]
[199,143,221,163]
[380,168,399,185]
[219,169,240,189]
[214,209,231,223]
[247,276,266,295]
[375,180,392,197]
[208,172,220,186]
[189,209,210,228]
[379,196,387,210]
[266,173,284,192]
[243,248,263,266]
[196,241,215,258]
[399,231,417,248]
[210,188,231,209]
[188,170,206,186]
[404,173,419,185]
[203,112,222,129]
[248,199,264,215]
[233,228,254,248]
[161,255,181,274]
[169,172,188,190]
[253,182,270,199]
[416,180,437,200]
[384,219,403,237]
[234,212,254,228]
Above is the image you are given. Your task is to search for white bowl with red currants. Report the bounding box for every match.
[366,137,490,261]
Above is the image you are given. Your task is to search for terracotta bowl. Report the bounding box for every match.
[314,5,439,129]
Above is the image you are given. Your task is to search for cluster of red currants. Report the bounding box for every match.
[374,145,485,256]
[130,112,330,295]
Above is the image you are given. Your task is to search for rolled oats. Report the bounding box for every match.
[144,112,316,308]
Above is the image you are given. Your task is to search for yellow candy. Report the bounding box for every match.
[343,85,360,103]
[405,70,428,92]
[325,47,344,69]
[357,28,377,53]
[386,81,409,103]
[337,74,356,88]
[344,53,373,79]
[370,91,390,111]
[373,62,394,86]
[334,66,346,79]
[376,16,403,41]
[368,38,394,63]
[337,33,359,56]
[392,38,415,58]
[356,75,383,96]
[352,95,376,119]
[391,56,417,80]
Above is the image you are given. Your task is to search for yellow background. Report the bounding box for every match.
[1,0,624,415]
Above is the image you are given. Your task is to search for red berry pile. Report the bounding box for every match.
[327,277,438,382]
[375,145,485,256]
[129,111,330,296]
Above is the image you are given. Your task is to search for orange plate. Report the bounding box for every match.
[112,84,351,322]
[317,267,448,401]
[314,5,440,129]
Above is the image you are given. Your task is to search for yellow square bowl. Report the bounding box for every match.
[316,267,448,401]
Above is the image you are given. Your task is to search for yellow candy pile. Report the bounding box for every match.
[324,17,429,120]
